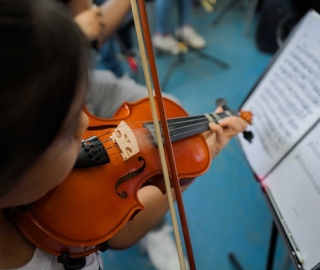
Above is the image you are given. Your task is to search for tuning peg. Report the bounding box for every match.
[243,130,253,143]
[215,98,228,110]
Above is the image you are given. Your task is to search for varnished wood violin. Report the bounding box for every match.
[12,97,252,262]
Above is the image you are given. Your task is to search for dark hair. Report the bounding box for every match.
[0,0,90,196]
[57,0,72,3]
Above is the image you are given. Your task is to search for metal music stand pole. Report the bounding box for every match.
[160,0,229,90]
[227,221,279,270]
[210,0,239,26]
[160,48,229,90]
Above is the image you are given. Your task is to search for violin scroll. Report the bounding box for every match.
[239,110,253,125]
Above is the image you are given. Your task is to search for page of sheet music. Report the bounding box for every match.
[238,10,320,178]
[264,121,320,270]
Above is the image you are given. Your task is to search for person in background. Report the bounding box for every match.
[153,0,206,55]
[93,0,135,77]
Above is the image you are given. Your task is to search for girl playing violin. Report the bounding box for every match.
[0,0,248,269]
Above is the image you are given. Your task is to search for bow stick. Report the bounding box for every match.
[130,1,196,269]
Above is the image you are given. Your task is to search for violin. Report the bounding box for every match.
[12,97,253,261]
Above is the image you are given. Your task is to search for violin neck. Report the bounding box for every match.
[144,111,238,145]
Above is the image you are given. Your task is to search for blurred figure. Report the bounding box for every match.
[94,0,136,77]
[153,0,206,55]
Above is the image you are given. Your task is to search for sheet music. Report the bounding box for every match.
[264,122,320,270]
[238,10,320,178]
[237,10,320,270]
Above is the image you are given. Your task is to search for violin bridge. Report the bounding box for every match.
[110,121,140,161]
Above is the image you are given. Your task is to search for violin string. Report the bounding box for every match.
[99,117,211,144]
[93,117,212,154]
[92,110,233,141]
[98,124,207,159]
[96,115,211,139]
[92,111,223,137]
[101,125,208,150]
[93,110,249,158]
[92,109,245,150]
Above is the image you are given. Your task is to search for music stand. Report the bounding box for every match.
[231,11,320,270]
[227,221,280,270]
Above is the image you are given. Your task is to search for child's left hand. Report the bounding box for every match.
[203,107,248,159]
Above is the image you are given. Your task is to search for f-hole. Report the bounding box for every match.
[115,157,146,198]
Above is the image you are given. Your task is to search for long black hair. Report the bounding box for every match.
[0,0,90,196]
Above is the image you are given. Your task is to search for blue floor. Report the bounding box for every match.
[101,2,295,270]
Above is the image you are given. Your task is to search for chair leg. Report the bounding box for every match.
[228,253,245,270]
[244,0,259,36]
[211,0,238,26]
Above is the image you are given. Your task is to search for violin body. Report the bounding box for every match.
[13,97,211,258]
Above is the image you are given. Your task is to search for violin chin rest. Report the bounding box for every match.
[74,136,110,168]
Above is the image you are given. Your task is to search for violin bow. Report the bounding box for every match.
[130,1,196,269]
